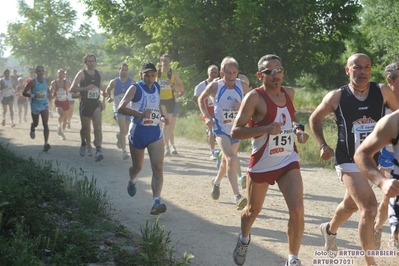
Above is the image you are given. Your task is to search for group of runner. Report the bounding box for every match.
[1,52,399,266]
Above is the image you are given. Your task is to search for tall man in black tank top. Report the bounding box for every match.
[310,53,399,266]
[70,54,106,162]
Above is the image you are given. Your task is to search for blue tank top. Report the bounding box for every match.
[31,78,48,108]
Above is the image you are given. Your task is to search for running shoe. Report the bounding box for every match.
[11,122,15,128]
[150,200,167,215]
[57,127,62,136]
[210,152,217,160]
[116,132,121,149]
[171,145,178,154]
[320,222,338,252]
[215,150,222,169]
[43,143,51,152]
[127,179,137,197]
[239,175,247,190]
[164,147,171,156]
[233,233,250,266]
[95,151,104,162]
[87,147,93,157]
[30,124,36,139]
[1,119,5,126]
[374,228,382,250]
[285,258,302,266]
[122,150,130,160]
[79,145,87,157]
[388,234,398,250]
[235,194,247,210]
[211,179,220,200]
[67,121,71,129]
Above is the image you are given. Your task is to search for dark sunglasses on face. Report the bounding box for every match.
[260,67,284,75]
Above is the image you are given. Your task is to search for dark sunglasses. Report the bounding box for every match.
[260,67,284,75]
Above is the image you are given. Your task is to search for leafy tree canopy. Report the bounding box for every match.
[83,0,361,87]
[6,0,93,77]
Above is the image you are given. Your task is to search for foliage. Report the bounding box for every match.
[5,0,93,77]
[0,143,194,265]
[81,0,362,113]
[175,89,336,169]
[346,0,399,83]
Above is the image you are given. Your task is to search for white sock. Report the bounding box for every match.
[288,255,298,262]
[213,178,220,185]
[153,197,160,204]
[240,234,250,244]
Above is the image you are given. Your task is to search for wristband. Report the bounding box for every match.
[320,144,328,150]
[293,123,305,133]
[31,94,35,99]
[160,115,165,119]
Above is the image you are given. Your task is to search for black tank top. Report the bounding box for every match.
[334,82,385,164]
[79,70,101,103]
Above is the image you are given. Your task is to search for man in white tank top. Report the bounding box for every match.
[198,56,251,211]
[231,54,309,266]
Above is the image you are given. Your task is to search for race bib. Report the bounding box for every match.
[352,122,376,150]
[56,89,67,101]
[36,91,47,100]
[269,128,294,157]
[158,78,171,91]
[2,87,13,97]
[142,108,161,126]
[222,108,238,125]
[88,87,100,99]
[114,94,124,104]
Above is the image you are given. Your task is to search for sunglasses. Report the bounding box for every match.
[260,67,284,75]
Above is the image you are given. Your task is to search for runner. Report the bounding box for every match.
[231,54,309,266]
[22,66,51,152]
[117,62,169,215]
[70,53,106,162]
[15,77,28,123]
[198,56,250,210]
[0,69,16,127]
[193,64,219,160]
[309,53,399,266]
[50,69,71,140]
[157,54,184,155]
[105,63,135,160]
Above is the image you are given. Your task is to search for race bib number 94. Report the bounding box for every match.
[143,108,161,126]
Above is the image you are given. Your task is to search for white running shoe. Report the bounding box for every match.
[320,222,338,252]
[233,233,250,266]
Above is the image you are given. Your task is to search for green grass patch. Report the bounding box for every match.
[175,89,337,169]
[0,144,192,265]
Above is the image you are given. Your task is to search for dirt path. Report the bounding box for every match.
[0,113,397,266]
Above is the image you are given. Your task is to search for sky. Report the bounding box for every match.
[0,0,101,56]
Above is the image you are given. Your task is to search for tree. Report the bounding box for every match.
[0,34,8,71]
[83,0,361,82]
[346,0,399,82]
[5,0,93,77]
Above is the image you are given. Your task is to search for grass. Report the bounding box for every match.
[174,88,337,169]
[0,143,193,265]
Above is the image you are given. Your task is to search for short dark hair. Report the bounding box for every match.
[119,63,128,70]
[258,54,282,71]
